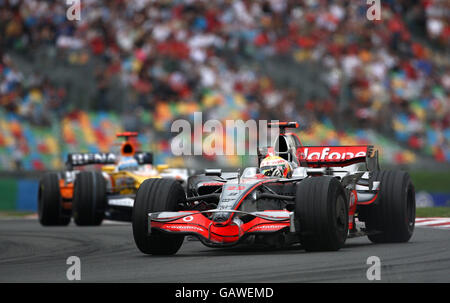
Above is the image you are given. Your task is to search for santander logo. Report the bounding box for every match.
[299,147,367,161]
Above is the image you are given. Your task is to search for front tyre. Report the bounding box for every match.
[365,170,415,243]
[38,173,70,226]
[132,178,185,255]
[295,176,348,251]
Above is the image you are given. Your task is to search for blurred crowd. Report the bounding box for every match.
[0,54,67,126]
[0,0,449,167]
[423,0,450,45]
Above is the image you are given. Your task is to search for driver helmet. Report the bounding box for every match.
[117,156,139,171]
[260,156,292,178]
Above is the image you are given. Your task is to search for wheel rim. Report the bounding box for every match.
[336,195,347,233]
[38,185,44,217]
[406,185,415,232]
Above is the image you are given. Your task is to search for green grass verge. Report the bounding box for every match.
[0,211,35,218]
[410,171,450,193]
[0,178,18,210]
[416,207,450,218]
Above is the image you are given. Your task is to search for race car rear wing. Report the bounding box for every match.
[297,145,379,170]
[65,152,153,170]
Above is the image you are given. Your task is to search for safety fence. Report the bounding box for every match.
[0,177,38,211]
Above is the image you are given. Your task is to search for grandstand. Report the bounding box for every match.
[0,0,449,170]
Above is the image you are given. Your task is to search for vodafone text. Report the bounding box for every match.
[302,147,366,160]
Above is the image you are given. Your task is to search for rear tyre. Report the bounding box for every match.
[132,178,185,255]
[72,171,106,226]
[365,170,415,243]
[295,176,348,251]
[38,172,71,226]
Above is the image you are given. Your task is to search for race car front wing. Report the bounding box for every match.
[148,210,294,247]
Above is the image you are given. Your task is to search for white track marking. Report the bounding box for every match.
[102,220,130,225]
[415,218,450,229]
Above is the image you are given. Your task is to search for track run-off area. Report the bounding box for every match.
[0,218,449,282]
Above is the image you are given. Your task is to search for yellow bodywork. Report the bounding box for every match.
[101,165,166,195]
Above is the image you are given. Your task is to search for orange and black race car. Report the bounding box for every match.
[38,132,189,226]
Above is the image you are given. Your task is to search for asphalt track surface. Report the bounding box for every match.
[0,219,449,282]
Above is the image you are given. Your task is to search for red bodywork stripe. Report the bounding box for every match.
[356,192,378,205]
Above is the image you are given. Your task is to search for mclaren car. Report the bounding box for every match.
[132,122,416,254]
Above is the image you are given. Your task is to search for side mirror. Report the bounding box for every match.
[156,164,169,172]
[102,165,115,173]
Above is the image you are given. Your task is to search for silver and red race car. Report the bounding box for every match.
[132,122,416,255]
